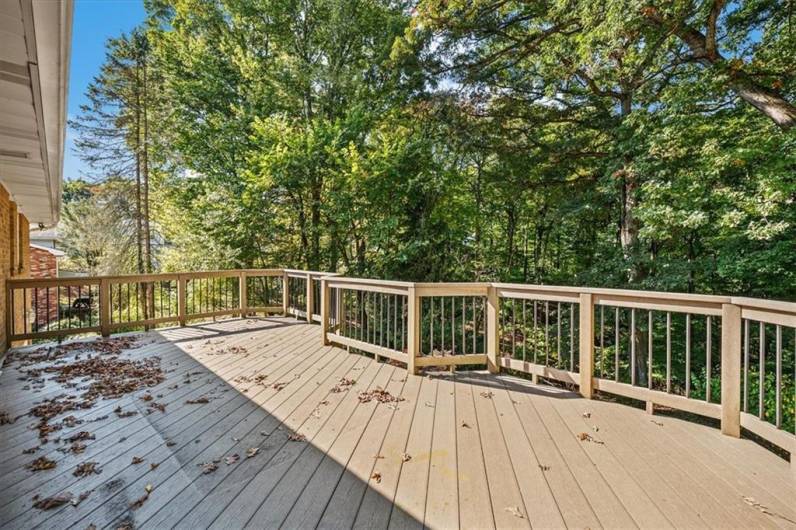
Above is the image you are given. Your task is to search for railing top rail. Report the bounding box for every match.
[6,268,285,286]
[731,296,796,315]
[283,269,341,277]
[493,282,737,305]
[324,276,414,290]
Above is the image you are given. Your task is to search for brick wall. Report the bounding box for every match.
[0,185,32,350]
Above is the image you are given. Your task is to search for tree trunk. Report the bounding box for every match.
[643,7,796,129]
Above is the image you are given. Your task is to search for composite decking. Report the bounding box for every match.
[0,317,794,530]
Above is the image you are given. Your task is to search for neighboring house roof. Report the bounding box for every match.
[0,0,73,225]
[30,243,64,257]
[30,226,60,240]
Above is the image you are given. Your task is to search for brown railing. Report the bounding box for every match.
[6,270,794,456]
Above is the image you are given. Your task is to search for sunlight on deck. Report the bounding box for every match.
[0,317,794,529]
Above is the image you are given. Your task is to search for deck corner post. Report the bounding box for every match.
[579,292,594,398]
[177,275,187,327]
[320,278,330,345]
[407,285,420,375]
[721,302,742,437]
[305,273,313,323]
[99,278,111,337]
[486,284,500,374]
[239,271,248,318]
[282,270,289,316]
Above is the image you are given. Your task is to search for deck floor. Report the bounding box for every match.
[0,317,794,530]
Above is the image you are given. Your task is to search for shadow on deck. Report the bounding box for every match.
[0,317,794,529]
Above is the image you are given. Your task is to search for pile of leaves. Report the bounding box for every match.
[73,461,101,477]
[9,336,141,368]
[357,388,404,404]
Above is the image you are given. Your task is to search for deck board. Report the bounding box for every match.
[0,317,793,529]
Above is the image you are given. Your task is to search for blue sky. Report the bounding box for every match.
[64,0,146,180]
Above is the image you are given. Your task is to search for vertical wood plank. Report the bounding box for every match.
[320,278,330,345]
[407,286,419,375]
[238,271,248,318]
[486,285,500,374]
[306,273,314,323]
[721,303,741,437]
[178,275,187,326]
[282,270,289,315]
[579,293,594,398]
[99,278,110,337]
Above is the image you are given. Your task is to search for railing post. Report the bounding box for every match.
[239,271,248,318]
[305,273,313,323]
[282,270,289,316]
[99,278,110,337]
[177,275,187,326]
[721,302,742,437]
[578,293,594,398]
[6,285,14,349]
[486,285,500,374]
[320,278,330,345]
[407,285,419,375]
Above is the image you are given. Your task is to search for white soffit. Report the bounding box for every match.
[0,0,73,225]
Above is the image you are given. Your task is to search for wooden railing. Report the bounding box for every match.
[319,278,795,457]
[6,270,794,456]
[6,269,286,342]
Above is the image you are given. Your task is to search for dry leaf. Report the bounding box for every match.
[131,456,144,465]
[576,432,604,444]
[401,453,411,463]
[26,456,57,472]
[150,462,159,470]
[505,506,524,519]
[200,462,218,474]
[73,462,101,478]
[225,454,240,465]
[539,464,551,471]
[371,472,382,483]
[246,447,259,458]
[582,412,591,418]
[460,421,471,428]
[32,493,73,510]
[145,484,153,493]
[186,397,209,404]
[480,391,494,399]
[288,433,306,442]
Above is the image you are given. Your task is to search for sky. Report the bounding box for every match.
[63,0,147,181]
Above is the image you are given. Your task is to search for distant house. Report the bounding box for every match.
[29,244,64,326]
[29,227,60,250]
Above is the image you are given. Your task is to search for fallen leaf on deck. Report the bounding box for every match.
[22,446,39,455]
[505,506,524,518]
[131,456,144,465]
[32,493,72,510]
[73,462,101,477]
[145,484,153,493]
[129,492,149,510]
[246,447,259,458]
[26,456,57,472]
[650,420,664,426]
[480,391,494,399]
[582,412,591,418]
[401,453,411,462]
[576,432,604,444]
[287,433,306,442]
[200,462,218,474]
[225,454,240,465]
[371,472,381,483]
[539,464,550,471]
[72,490,92,507]
[460,422,471,428]
[186,397,209,404]
[150,462,159,470]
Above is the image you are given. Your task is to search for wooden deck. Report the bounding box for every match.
[0,317,794,530]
